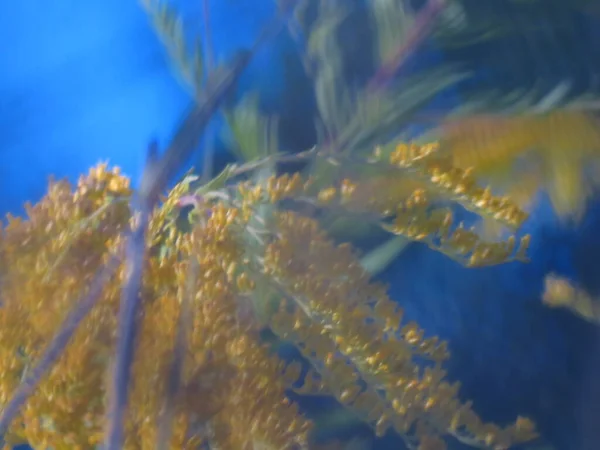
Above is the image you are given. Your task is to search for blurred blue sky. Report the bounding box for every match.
[1,0,185,213]
[0,0,296,215]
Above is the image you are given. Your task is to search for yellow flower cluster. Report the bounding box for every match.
[0,165,130,448]
[295,143,531,267]
[387,142,527,229]
[263,211,536,449]
[0,155,536,449]
[0,166,310,449]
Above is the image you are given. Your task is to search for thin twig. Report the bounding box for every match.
[104,183,152,450]
[367,0,447,92]
[103,4,302,448]
[138,54,252,205]
[202,0,215,71]
[230,146,319,178]
[201,0,217,183]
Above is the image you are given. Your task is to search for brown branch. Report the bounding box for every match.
[155,257,196,449]
[103,3,302,448]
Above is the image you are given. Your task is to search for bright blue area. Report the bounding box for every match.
[0,0,189,215]
[0,0,299,216]
[1,1,599,449]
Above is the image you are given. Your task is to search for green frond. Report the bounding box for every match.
[223,94,280,163]
[298,0,459,150]
[337,67,471,153]
[305,1,354,140]
[368,0,415,66]
[140,0,204,95]
[360,236,410,276]
[293,0,470,159]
